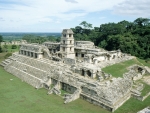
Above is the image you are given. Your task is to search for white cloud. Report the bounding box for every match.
[65,0,78,3]
[38,18,53,23]
[3,0,150,31]
[55,20,61,24]
[113,0,150,17]
[99,17,106,19]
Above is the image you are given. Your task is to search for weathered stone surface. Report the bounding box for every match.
[1,29,149,112]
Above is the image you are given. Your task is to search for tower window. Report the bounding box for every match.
[76,53,78,57]
[70,47,72,51]
[81,54,84,57]
[63,40,65,44]
[70,40,72,44]
[69,34,72,37]
[63,34,66,37]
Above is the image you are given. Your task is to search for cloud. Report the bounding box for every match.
[55,20,61,24]
[3,0,148,32]
[113,0,150,17]
[65,0,78,3]
[0,17,5,21]
[38,18,53,23]
[99,16,106,19]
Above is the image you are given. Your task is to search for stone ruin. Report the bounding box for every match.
[0,40,27,46]
[137,106,150,113]
[1,29,150,112]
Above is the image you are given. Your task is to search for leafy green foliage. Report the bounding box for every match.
[0,35,3,43]
[79,21,92,29]
[72,18,150,59]
[4,52,12,59]
[22,35,60,44]
[0,46,2,53]
[11,44,17,49]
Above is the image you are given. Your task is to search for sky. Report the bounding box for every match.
[0,0,150,32]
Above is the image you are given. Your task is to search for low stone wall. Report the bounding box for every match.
[132,92,150,101]
[80,92,131,112]
[80,93,113,112]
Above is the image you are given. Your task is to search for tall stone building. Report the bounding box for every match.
[60,29,75,59]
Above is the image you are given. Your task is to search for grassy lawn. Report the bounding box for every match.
[115,97,150,113]
[0,53,7,62]
[137,58,150,67]
[0,66,111,113]
[2,45,20,53]
[141,82,150,96]
[102,58,149,78]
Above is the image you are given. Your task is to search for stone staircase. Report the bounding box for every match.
[64,88,81,103]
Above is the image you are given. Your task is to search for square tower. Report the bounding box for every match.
[60,29,75,59]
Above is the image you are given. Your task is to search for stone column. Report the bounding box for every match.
[94,60,98,64]
[33,52,35,58]
[84,70,87,77]
[91,73,96,79]
[29,52,31,57]
[78,53,81,58]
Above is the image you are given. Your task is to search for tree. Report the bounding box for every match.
[80,21,93,29]
[0,46,2,53]
[11,45,17,49]
[3,45,8,52]
[0,35,3,53]
[71,17,150,59]
[0,35,3,43]
[134,18,150,27]
[0,35,3,47]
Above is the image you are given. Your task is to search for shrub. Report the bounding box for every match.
[4,53,12,59]
[11,45,17,49]
[0,46,2,53]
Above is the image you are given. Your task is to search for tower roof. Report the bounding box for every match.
[62,29,74,34]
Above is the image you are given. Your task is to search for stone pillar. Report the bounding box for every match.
[33,52,35,58]
[88,58,92,63]
[94,60,98,64]
[29,52,31,57]
[57,81,61,89]
[91,73,96,79]
[78,53,81,58]
[84,70,87,77]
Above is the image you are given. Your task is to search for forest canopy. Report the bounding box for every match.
[71,18,150,59]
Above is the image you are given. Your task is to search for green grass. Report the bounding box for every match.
[137,58,150,67]
[140,81,150,96]
[0,66,111,113]
[102,58,147,77]
[3,45,20,53]
[115,97,150,113]
[0,52,7,62]
[61,89,68,96]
